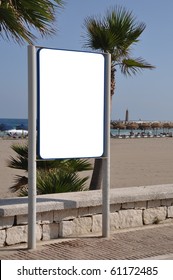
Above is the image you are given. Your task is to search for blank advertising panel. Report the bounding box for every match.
[37,48,105,159]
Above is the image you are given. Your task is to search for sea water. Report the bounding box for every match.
[0,118,28,136]
[1,118,173,138]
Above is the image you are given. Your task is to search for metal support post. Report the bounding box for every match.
[102,53,111,238]
[28,45,37,249]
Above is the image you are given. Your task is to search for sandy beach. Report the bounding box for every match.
[0,137,173,198]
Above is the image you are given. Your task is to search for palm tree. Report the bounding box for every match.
[7,144,93,196]
[0,0,64,44]
[83,6,155,190]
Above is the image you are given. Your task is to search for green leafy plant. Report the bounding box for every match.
[8,143,92,196]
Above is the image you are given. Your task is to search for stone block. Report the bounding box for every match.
[40,211,54,224]
[6,225,27,245]
[110,212,120,230]
[59,220,74,237]
[78,207,89,217]
[6,225,41,245]
[110,204,121,212]
[122,202,135,209]
[54,208,78,222]
[134,201,147,209]
[0,216,14,229]
[159,218,173,224]
[92,214,102,233]
[168,206,173,217]
[16,214,28,225]
[143,207,167,225]
[0,230,6,247]
[88,206,102,215]
[17,213,41,225]
[161,199,173,206]
[36,225,42,241]
[118,209,143,229]
[59,217,92,237]
[92,212,121,233]
[42,223,59,241]
[148,200,161,208]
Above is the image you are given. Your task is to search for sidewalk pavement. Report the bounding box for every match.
[1,224,173,260]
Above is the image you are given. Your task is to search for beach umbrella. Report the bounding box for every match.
[162,122,173,136]
[114,122,126,135]
[169,122,173,131]
[126,122,139,133]
[138,122,151,133]
[151,122,162,135]
[162,122,171,133]
[168,122,173,136]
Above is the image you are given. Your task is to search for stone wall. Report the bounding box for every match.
[0,184,173,247]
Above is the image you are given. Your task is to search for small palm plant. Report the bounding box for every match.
[7,144,92,196]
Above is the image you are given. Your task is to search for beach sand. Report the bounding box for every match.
[0,137,173,198]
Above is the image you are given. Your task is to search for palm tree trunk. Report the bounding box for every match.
[89,158,103,190]
[89,67,115,190]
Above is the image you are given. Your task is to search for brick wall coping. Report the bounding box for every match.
[0,184,173,217]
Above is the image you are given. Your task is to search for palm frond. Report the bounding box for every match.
[105,6,146,49]
[0,5,35,44]
[0,0,64,44]
[36,170,88,194]
[63,159,93,173]
[7,144,28,170]
[119,57,155,76]
[82,5,155,76]
[10,175,28,192]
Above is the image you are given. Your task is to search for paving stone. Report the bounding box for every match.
[1,224,173,260]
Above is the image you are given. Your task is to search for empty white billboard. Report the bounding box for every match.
[37,48,105,159]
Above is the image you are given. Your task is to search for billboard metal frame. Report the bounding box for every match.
[27,45,111,249]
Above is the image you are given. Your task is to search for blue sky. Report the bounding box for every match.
[0,0,173,121]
